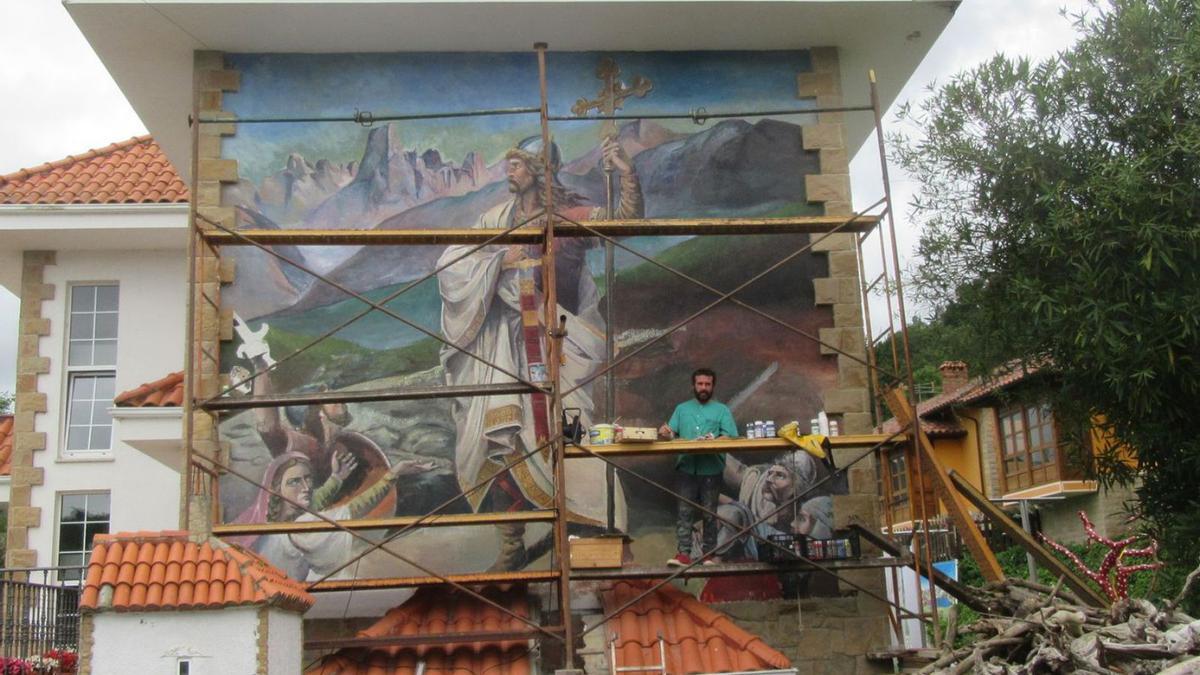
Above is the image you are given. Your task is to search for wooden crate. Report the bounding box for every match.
[569,535,630,569]
[616,426,657,442]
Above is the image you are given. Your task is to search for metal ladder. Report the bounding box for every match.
[609,633,668,674]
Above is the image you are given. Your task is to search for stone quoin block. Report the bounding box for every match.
[198,69,241,92]
[837,356,870,388]
[20,282,55,302]
[797,71,841,98]
[811,232,858,252]
[15,393,47,414]
[9,484,31,508]
[801,124,846,151]
[813,277,838,306]
[819,148,850,174]
[9,506,42,529]
[14,429,46,451]
[197,135,223,160]
[841,412,874,436]
[806,173,851,204]
[198,159,239,183]
[11,466,45,486]
[819,327,867,358]
[828,250,859,277]
[197,205,235,229]
[833,302,863,328]
[7,550,37,568]
[20,317,51,336]
[824,387,869,413]
[17,356,51,375]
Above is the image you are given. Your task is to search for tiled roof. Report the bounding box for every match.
[80,530,313,614]
[114,371,184,407]
[0,136,188,205]
[879,361,1043,437]
[601,580,790,674]
[307,587,533,675]
[880,415,965,438]
[0,414,12,476]
[924,361,1043,415]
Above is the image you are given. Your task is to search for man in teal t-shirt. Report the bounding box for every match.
[657,368,738,566]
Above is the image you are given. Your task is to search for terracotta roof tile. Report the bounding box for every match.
[114,371,184,408]
[601,580,790,674]
[0,414,12,476]
[307,587,533,675]
[81,530,313,614]
[880,361,1043,436]
[0,136,188,205]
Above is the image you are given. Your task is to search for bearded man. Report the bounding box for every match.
[436,134,642,570]
[715,451,835,560]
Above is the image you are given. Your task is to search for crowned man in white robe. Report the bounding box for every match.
[437,135,642,570]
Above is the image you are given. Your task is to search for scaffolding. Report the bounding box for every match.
[182,43,994,670]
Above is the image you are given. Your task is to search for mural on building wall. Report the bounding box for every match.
[215,51,845,595]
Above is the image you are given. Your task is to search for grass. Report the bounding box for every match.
[221,325,441,392]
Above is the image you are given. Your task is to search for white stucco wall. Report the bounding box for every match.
[29,247,186,571]
[267,608,302,675]
[91,607,260,675]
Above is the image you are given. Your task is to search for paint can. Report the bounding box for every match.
[589,424,617,445]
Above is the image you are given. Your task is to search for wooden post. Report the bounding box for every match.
[948,469,1110,607]
[884,388,1005,583]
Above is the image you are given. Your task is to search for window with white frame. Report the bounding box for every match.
[64,285,118,454]
[57,492,110,582]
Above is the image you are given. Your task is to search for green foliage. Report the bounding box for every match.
[892,0,1200,594]
[879,308,989,392]
[0,391,11,415]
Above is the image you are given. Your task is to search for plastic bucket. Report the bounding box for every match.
[589,424,617,445]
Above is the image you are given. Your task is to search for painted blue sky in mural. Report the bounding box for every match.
[224,51,815,182]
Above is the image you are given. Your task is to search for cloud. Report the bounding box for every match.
[851,0,1088,322]
[0,0,146,174]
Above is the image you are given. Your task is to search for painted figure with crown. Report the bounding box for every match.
[436,135,642,570]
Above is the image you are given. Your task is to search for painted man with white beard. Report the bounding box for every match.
[436,135,643,570]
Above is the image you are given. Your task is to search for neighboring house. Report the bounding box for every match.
[881,361,1136,545]
[0,136,189,576]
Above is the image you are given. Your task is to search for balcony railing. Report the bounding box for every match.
[0,567,85,659]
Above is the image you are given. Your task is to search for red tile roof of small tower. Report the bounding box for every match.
[0,136,188,205]
[306,586,534,675]
[601,580,791,673]
[80,530,313,614]
[114,371,185,408]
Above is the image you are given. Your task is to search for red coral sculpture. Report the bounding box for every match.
[1038,511,1162,601]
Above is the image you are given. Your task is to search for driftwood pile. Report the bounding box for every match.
[919,577,1200,674]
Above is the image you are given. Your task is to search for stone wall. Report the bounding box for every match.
[6,251,55,568]
[719,596,892,674]
[1037,483,1138,545]
[182,50,240,534]
[800,47,872,438]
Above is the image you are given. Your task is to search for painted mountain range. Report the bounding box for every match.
[272,117,819,313]
[229,124,497,230]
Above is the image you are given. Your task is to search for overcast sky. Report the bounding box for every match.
[0,0,1088,395]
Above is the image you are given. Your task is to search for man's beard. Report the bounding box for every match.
[694,390,711,403]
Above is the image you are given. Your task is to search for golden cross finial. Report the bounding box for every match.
[571,57,653,138]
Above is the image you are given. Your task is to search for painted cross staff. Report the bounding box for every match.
[571,56,653,215]
[572,56,651,531]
